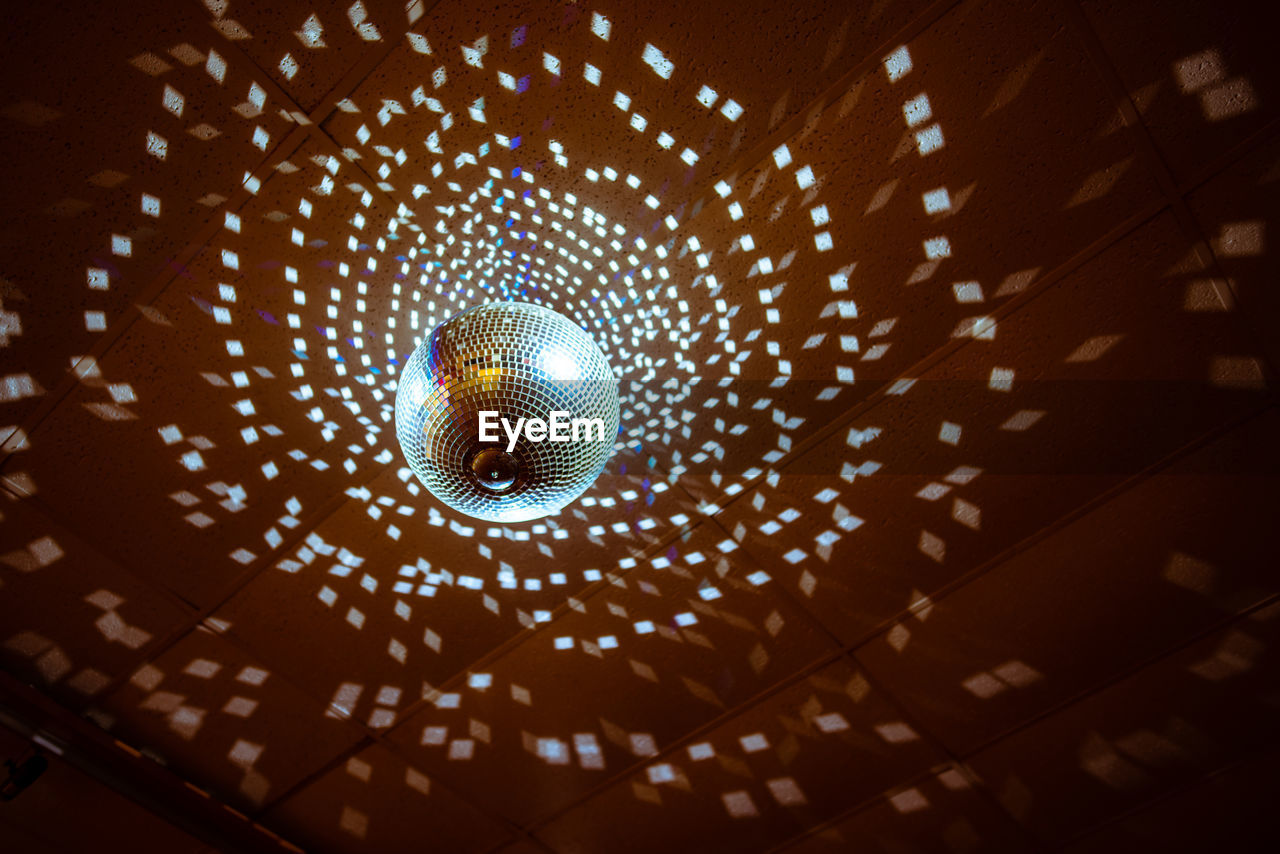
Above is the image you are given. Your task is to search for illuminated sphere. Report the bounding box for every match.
[394,301,620,522]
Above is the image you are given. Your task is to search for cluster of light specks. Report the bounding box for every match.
[26,3,981,826]
[1172,47,1258,122]
[165,15,965,800]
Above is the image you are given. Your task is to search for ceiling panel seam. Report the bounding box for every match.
[1055,0,1280,383]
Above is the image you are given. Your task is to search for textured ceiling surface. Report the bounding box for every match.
[0,0,1277,852]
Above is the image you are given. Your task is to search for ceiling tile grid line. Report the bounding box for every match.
[758,762,1026,854]
[249,736,563,854]
[1174,114,1280,195]
[301,4,445,127]
[763,741,1279,854]
[0,480,203,625]
[1055,0,1214,199]
[263,743,558,854]
[278,638,849,842]
[1055,0,1280,382]
[78,635,556,853]
[0,668,298,854]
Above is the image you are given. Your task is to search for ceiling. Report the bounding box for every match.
[1,0,1277,851]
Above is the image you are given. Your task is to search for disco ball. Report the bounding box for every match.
[394,301,621,523]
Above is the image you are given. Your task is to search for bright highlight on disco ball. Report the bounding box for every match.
[394,301,621,522]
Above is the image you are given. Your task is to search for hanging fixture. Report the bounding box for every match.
[394,301,621,522]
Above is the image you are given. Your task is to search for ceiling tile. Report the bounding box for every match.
[1081,0,1280,181]
[92,625,366,814]
[0,723,213,854]
[965,602,1280,844]
[0,2,299,429]
[1,316,373,607]
[261,741,513,854]
[195,1,412,114]
[1186,132,1280,369]
[1060,746,1280,852]
[779,763,1032,854]
[535,659,945,854]
[0,491,191,707]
